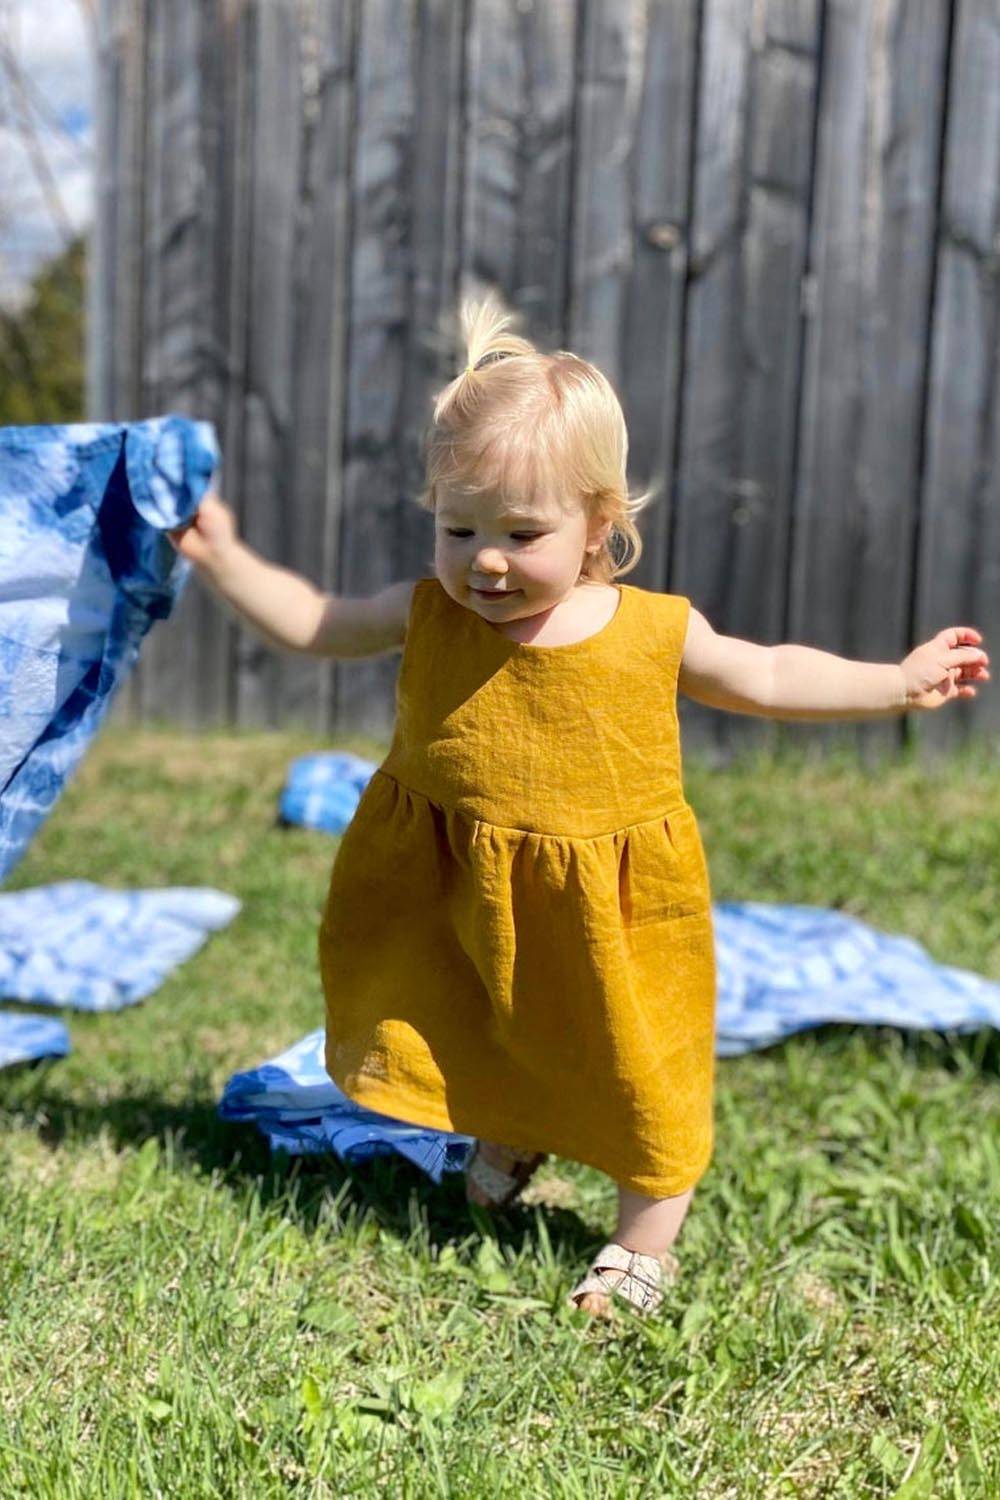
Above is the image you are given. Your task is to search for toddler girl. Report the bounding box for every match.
[170,292,989,1318]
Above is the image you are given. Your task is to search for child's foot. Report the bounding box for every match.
[568,1242,680,1318]
[465,1140,546,1208]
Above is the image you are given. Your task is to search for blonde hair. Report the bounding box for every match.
[416,290,654,584]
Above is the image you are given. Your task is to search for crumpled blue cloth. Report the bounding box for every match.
[0,415,219,881]
[220,903,1000,1178]
[712,902,1000,1054]
[0,1010,70,1068]
[219,1029,474,1181]
[0,881,240,1011]
[278,752,378,835]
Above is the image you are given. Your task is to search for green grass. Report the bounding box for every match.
[1,728,997,1497]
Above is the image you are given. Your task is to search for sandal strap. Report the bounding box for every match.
[567,1241,679,1314]
[466,1153,521,1201]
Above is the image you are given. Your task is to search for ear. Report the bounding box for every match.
[586,516,613,555]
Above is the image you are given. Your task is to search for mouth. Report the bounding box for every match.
[470,587,519,599]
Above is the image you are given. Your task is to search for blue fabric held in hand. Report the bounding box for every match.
[0,1010,70,1069]
[278,753,378,835]
[0,881,240,1011]
[220,903,1000,1179]
[0,416,219,881]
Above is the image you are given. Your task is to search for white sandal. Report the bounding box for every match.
[567,1241,680,1315]
[465,1142,546,1209]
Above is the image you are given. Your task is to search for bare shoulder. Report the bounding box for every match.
[311,578,421,660]
[677,603,774,715]
[678,604,717,671]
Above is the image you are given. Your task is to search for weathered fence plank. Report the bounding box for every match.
[463,0,576,343]
[788,0,951,763]
[672,0,822,765]
[915,0,1000,752]
[92,0,148,726]
[619,0,700,600]
[277,0,356,733]
[333,0,418,740]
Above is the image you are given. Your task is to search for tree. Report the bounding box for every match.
[0,234,85,425]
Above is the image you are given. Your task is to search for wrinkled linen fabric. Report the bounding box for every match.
[221,902,999,1180]
[0,1010,69,1068]
[278,752,378,835]
[0,882,240,1011]
[0,415,219,881]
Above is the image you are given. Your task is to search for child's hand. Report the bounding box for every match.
[166,490,239,575]
[901,627,990,711]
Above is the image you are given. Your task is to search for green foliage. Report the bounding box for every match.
[0,235,86,425]
[0,729,997,1495]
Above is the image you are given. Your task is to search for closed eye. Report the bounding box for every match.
[444,529,543,541]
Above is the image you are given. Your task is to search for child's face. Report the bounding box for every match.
[434,487,610,622]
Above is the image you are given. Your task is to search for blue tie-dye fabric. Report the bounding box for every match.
[0,1011,70,1069]
[0,415,219,881]
[0,882,240,1011]
[278,752,378,835]
[221,903,1000,1180]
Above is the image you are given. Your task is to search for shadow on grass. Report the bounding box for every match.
[0,1066,604,1260]
[1,1020,995,1264]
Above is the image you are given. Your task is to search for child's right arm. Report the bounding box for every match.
[167,492,414,658]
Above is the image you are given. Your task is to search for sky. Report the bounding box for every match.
[0,0,95,309]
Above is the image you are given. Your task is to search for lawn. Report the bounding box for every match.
[1,728,997,1497]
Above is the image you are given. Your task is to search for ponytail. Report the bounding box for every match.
[432,291,536,426]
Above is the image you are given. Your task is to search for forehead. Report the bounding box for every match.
[436,488,568,525]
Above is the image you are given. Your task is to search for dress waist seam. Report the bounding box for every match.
[372,767,689,840]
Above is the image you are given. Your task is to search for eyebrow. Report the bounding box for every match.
[437,510,554,524]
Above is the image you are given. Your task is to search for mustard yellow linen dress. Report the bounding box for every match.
[318,577,717,1197]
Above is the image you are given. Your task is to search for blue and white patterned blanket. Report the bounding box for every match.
[0,1011,70,1069]
[0,415,218,880]
[0,881,240,1011]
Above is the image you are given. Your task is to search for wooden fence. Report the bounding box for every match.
[89,0,1000,764]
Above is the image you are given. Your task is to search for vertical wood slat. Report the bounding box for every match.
[234,0,302,727]
[131,0,234,728]
[393,0,466,577]
[334,0,418,740]
[672,0,822,767]
[619,0,700,600]
[914,0,1000,754]
[568,0,646,385]
[92,0,147,728]
[462,0,575,343]
[278,0,356,733]
[788,0,951,764]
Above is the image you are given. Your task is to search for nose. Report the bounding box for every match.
[473,546,507,576]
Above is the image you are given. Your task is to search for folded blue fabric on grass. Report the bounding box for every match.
[0,882,240,1011]
[711,902,1000,1055]
[219,1029,473,1182]
[0,415,219,881]
[278,753,378,835]
[220,903,1000,1179]
[0,1011,70,1068]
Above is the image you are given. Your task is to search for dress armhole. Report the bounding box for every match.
[667,594,692,679]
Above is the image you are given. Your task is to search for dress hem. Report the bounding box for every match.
[331,1063,714,1200]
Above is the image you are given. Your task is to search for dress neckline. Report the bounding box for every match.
[452,580,628,656]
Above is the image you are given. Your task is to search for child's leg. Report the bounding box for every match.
[615,1184,694,1256]
[573,1184,694,1317]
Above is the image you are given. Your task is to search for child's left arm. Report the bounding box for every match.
[769,625,990,719]
[679,608,990,721]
